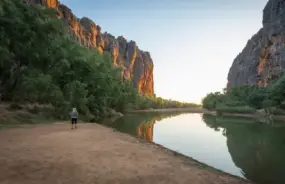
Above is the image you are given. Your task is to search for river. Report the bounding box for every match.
[101,112,285,184]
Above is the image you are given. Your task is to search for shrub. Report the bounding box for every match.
[7,103,23,111]
[271,108,285,115]
[216,105,256,114]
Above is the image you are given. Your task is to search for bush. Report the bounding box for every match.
[133,95,200,110]
[27,105,40,114]
[202,80,285,115]
[216,105,256,114]
[7,103,23,111]
[271,108,285,115]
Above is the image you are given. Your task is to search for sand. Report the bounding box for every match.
[0,123,251,184]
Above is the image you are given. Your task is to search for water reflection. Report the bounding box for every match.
[137,122,154,142]
[203,114,285,184]
[111,112,185,141]
[108,113,285,184]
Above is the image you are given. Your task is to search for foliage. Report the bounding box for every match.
[202,92,225,110]
[271,108,285,115]
[0,0,198,121]
[216,105,256,114]
[130,95,200,110]
[202,74,285,114]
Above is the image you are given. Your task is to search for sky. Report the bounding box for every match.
[60,0,268,103]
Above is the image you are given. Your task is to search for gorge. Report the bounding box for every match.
[26,0,154,96]
[228,0,285,88]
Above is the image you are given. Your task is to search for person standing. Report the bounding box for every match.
[70,108,78,129]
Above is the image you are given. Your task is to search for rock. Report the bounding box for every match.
[227,0,285,88]
[26,0,154,96]
[109,109,123,118]
[104,109,124,123]
[256,109,266,114]
[25,0,59,8]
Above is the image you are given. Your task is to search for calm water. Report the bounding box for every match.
[103,112,285,184]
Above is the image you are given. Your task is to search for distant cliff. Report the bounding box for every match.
[26,0,154,95]
[227,0,285,88]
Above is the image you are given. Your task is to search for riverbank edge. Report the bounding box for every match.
[127,108,285,121]
[98,123,250,182]
[2,121,250,183]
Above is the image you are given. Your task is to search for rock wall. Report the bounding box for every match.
[227,0,285,88]
[27,0,154,95]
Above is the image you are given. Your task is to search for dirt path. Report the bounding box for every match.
[0,123,251,184]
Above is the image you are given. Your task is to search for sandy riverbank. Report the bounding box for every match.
[0,123,250,184]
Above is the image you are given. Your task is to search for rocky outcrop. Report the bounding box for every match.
[227,0,285,88]
[27,0,154,95]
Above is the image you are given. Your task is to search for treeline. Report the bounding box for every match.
[0,0,198,121]
[202,74,285,115]
[130,96,199,110]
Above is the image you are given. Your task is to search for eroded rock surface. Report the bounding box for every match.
[228,0,285,88]
[27,0,154,95]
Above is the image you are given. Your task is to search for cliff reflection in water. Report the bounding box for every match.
[202,114,285,184]
[111,112,185,142]
[137,122,154,142]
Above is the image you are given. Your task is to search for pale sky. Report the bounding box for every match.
[60,0,268,103]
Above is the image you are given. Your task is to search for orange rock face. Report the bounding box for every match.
[227,0,285,88]
[27,0,154,96]
[46,0,57,8]
[25,0,58,7]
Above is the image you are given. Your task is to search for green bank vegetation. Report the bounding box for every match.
[202,74,285,116]
[0,0,198,122]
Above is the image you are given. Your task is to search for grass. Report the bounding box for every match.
[0,104,56,130]
[0,112,55,129]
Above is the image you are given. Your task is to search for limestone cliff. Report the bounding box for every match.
[26,0,154,95]
[227,0,285,88]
